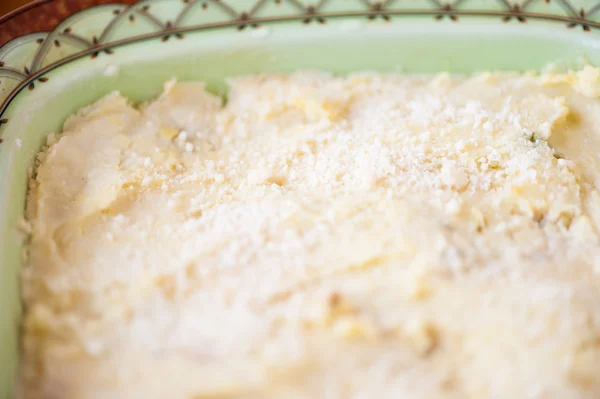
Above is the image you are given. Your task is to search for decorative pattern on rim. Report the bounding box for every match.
[0,0,600,129]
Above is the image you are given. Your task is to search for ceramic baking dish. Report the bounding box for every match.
[2,0,600,397]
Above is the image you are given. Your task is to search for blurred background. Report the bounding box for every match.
[1,0,29,15]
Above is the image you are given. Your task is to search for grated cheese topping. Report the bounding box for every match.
[20,71,600,399]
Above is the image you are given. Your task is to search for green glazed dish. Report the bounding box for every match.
[2,0,600,397]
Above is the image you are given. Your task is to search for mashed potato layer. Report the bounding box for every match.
[20,70,600,399]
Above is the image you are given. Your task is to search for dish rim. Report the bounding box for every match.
[2,0,600,125]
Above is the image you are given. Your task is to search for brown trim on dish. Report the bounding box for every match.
[1,0,600,129]
[2,5,600,118]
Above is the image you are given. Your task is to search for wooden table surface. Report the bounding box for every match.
[1,0,32,15]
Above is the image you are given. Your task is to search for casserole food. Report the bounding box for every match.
[18,69,600,398]
[3,1,600,398]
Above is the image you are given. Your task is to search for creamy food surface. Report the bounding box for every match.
[20,69,600,399]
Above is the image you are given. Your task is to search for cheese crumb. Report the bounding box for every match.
[440,162,468,189]
[402,320,439,356]
[160,126,180,140]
